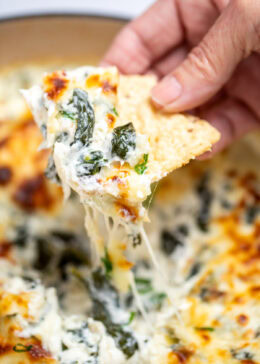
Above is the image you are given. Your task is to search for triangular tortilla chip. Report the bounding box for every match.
[117,75,220,181]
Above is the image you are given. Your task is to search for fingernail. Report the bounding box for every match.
[151,76,182,107]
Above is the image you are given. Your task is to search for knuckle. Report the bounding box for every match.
[186,42,219,83]
[232,0,260,52]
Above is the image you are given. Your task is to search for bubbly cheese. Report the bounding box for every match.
[0,64,259,364]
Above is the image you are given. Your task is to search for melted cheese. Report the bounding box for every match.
[0,64,259,364]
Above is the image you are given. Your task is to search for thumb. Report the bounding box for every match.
[151,0,260,112]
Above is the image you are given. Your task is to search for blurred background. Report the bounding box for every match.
[0,0,154,20]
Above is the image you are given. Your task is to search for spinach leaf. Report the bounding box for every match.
[111,122,136,160]
[131,233,142,248]
[13,344,32,353]
[72,268,138,359]
[123,312,135,326]
[135,276,167,309]
[33,237,53,271]
[135,277,153,294]
[101,248,113,277]
[195,327,214,332]
[196,173,213,232]
[142,182,158,209]
[45,155,61,184]
[186,262,202,280]
[13,226,28,248]
[231,349,254,361]
[149,292,167,308]
[134,154,148,175]
[71,88,95,145]
[78,151,107,177]
[160,229,184,255]
[112,107,119,117]
[59,109,76,120]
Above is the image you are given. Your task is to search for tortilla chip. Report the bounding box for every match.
[117,75,220,181]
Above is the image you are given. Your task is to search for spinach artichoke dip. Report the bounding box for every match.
[23,66,218,290]
[0,65,259,364]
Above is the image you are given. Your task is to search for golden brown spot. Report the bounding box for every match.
[0,343,12,355]
[201,334,210,342]
[0,137,9,149]
[13,174,53,212]
[101,80,117,94]
[241,361,256,364]
[118,259,134,270]
[226,169,237,178]
[106,113,116,128]
[0,241,12,258]
[240,172,259,202]
[44,72,68,100]
[237,314,249,326]
[0,166,12,185]
[233,295,246,304]
[86,74,100,88]
[115,202,138,222]
[168,347,193,363]
[249,285,260,297]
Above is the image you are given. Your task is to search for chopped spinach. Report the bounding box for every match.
[55,131,69,143]
[123,312,135,326]
[112,107,119,117]
[13,343,32,352]
[45,155,60,184]
[149,292,167,309]
[111,122,136,160]
[33,237,52,271]
[186,262,202,280]
[13,226,28,248]
[176,224,189,237]
[40,124,47,138]
[101,248,113,277]
[67,322,88,344]
[245,205,260,224]
[93,300,138,358]
[72,268,138,358]
[134,154,148,175]
[21,276,38,289]
[134,276,167,309]
[125,293,134,308]
[51,230,77,244]
[160,230,184,255]
[231,349,254,360]
[58,248,90,280]
[131,233,142,248]
[142,182,158,209]
[59,109,76,120]
[71,88,95,146]
[78,151,107,177]
[195,327,214,332]
[196,173,213,232]
[135,277,153,294]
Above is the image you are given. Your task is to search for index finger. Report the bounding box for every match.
[101,0,184,74]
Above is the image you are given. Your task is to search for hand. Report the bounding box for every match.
[102,0,260,158]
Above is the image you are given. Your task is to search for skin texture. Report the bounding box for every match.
[101,0,260,158]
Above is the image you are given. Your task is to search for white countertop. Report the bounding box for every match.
[0,0,154,20]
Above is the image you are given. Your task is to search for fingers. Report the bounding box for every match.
[151,0,260,112]
[101,0,183,74]
[198,97,260,160]
[178,0,219,45]
[226,54,260,119]
[147,45,188,78]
